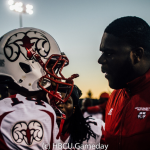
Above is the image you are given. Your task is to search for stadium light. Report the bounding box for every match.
[8,0,33,27]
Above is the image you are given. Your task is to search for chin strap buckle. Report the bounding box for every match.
[56,113,66,139]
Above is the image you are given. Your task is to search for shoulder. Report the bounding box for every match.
[86,117,105,136]
[107,89,122,105]
[0,94,55,116]
[83,112,91,118]
[110,89,122,99]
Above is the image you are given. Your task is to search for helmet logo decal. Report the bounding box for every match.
[21,35,34,50]
[12,120,44,145]
[4,30,51,62]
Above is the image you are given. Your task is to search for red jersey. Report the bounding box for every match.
[105,69,150,150]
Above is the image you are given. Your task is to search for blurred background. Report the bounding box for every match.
[0,0,150,99]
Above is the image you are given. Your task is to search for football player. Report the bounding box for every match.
[0,27,78,149]
[52,85,105,150]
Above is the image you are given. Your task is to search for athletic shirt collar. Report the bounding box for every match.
[125,69,150,95]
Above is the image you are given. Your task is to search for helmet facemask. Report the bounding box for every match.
[22,45,79,107]
[38,54,79,105]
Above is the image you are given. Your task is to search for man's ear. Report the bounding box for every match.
[132,47,144,64]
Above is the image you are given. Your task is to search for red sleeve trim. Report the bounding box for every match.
[40,110,54,150]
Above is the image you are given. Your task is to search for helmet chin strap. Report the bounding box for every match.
[56,111,66,139]
[47,92,66,139]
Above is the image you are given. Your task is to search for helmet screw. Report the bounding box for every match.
[19,79,23,83]
[29,83,31,86]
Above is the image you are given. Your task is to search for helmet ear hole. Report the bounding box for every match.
[19,63,32,73]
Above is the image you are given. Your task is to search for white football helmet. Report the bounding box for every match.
[0,27,78,102]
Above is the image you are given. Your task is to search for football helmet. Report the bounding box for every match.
[0,27,78,103]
